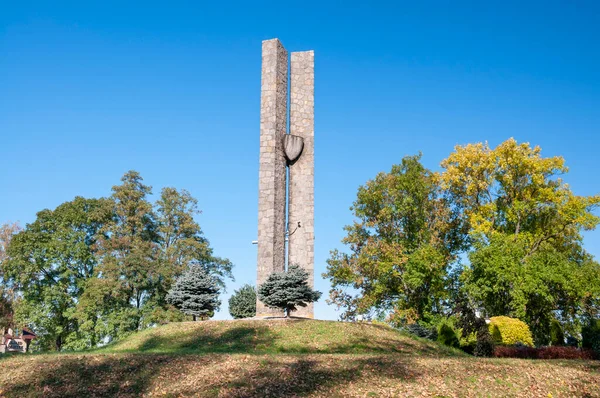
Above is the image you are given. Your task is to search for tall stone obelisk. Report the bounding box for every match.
[256,39,315,318]
[288,50,315,318]
[256,39,288,317]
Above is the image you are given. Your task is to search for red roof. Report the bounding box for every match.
[21,328,37,340]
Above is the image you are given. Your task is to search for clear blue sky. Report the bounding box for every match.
[1,1,599,320]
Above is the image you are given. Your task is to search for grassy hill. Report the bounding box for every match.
[0,319,598,397]
[102,319,459,356]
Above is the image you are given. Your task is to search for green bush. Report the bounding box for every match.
[488,316,534,347]
[582,319,600,352]
[228,284,257,319]
[549,319,564,346]
[438,323,460,348]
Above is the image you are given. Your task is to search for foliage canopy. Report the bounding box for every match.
[0,171,232,350]
[326,139,600,346]
[325,154,466,323]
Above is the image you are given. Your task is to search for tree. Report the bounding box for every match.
[0,222,21,330]
[166,265,220,321]
[440,138,600,344]
[1,172,233,350]
[228,284,256,319]
[453,294,494,356]
[258,264,321,317]
[155,187,233,291]
[4,199,111,350]
[0,222,20,265]
[93,171,161,336]
[324,155,466,323]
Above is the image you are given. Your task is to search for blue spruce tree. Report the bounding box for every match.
[258,264,321,317]
[167,265,220,321]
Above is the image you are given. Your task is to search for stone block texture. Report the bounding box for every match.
[256,39,287,317]
[288,50,315,318]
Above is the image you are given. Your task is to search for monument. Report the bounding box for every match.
[256,39,315,318]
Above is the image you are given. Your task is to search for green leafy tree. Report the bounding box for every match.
[155,187,233,291]
[92,171,160,337]
[138,187,234,325]
[166,265,220,321]
[258,264,321,317]
[0,222,20,331]
[1,172,233,350]
[4,199,111,350]
[228,284,256,319]
[440,138,600,344]
[324,155,466,323]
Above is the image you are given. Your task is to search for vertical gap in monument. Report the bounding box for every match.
[284,56,291,272]
[285,166,290,272]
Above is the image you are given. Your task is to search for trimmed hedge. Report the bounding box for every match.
[489,316,534,347]
[494,345,597,360]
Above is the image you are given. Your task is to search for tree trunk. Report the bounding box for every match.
[193,315,197,322]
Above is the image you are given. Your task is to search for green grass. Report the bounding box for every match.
[0,320,598,397]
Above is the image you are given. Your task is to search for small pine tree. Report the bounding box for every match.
[166,265,220,321]
[257,264,322,317]
[228,284,257,319]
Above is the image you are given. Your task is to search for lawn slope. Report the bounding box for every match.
[0,319,598,398]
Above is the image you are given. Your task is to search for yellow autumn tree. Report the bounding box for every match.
[440,138,600,344]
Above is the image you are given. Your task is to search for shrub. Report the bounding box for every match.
[549,319,565,346]
[488,316,534,347]
[474,327,495,357]
[228,284,257,319]
[494,345,597,360]
[438,323,460,348]
[405,323,437,341]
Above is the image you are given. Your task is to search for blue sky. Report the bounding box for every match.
[1,1,599,320]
